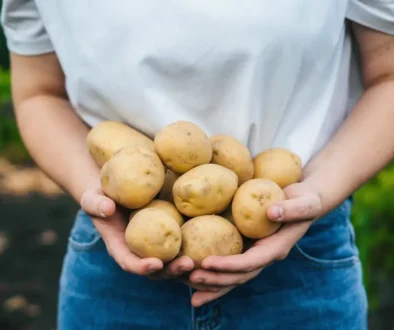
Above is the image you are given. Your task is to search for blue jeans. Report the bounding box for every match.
[57,199,367,329]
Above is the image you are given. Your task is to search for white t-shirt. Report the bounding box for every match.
[2,1,394,165]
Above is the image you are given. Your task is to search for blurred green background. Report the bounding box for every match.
[0,5,393,330]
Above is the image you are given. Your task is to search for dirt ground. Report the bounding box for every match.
[0,193,78,330]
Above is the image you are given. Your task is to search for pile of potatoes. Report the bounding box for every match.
[87,120,302,267]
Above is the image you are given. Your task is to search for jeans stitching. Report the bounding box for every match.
[68,234,102,252]
[68,210,102,252]
[293,243,359,269]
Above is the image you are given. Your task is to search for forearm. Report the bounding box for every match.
[303,80,394,214]
[15,95,99,202]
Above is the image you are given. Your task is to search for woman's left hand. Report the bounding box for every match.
[188,182,324,307]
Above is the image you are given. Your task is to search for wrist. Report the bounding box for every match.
[68,170,102,204]
[301,174,343,217]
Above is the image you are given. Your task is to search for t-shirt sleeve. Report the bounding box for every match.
[1,0,54,55]
[346,0,394,35]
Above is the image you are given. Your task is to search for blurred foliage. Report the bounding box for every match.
[0,68,11,102]
[352,165,394,309]
[0,69,30,163]
[0,118,30,163]
[0,0,10,69]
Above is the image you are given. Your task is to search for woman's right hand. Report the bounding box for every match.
[79,187,195,278]
[80,187,165,275]
[80,188,227,293]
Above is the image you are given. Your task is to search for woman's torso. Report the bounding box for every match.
[35,1,362,165]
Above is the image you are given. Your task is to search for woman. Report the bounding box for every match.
[2,1,394,329]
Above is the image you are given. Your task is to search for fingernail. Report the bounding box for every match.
[270,205,283,221]
[194,278,204,284]
[99,201,108,217]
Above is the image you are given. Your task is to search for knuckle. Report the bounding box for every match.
[80,194,89,211]
[297,204,310,217]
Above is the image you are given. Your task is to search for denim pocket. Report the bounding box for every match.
[68,210,102,252]
[292,199,360,268]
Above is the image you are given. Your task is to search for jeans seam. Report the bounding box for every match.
[68,234,102,252]
[293,243,359,269]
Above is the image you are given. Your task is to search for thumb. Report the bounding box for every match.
[267,194,322,223]
[80,187,116,218]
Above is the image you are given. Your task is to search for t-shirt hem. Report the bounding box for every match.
[5,38,55,56]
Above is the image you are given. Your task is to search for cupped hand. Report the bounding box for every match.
[80,187,258,293]
[80,188,195,278]
[80,187,164,274]
[188,182,323,307]
[81,188,258,292]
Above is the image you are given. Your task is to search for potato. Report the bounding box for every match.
[220,208,256,252]
[154,121,212,173]
[232,178,286,239]
[100,146,165,209]
[125,208,181,262]
[210,135,254,185]
[130,199,184,226]
[87,121,155,167]
[253,148,302,188]
[159,169,181,203]
[180,215,243,268]
[173,164,238,217]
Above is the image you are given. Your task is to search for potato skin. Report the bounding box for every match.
[220,208,256,252]
[125,208,181,262]
[130,199,184,226]
[180,215,243,268]
[173,164,238,217]
[253,148,302,188]
[210,135,254,185]
[232,178,286,239]
[154,121,212,173]
[100,146,165,209]
[87,121,155,168]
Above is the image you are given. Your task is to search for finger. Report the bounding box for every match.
[148,256,194,280]
[81,188,116,217]
[256,221,312,252]
[202,220,313,273]
[189,268,260,287]
[94,214,163,275]
[165,256,194,276]
[267,194,321,222]
[201,245,273,272]
[191,287,235,307]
